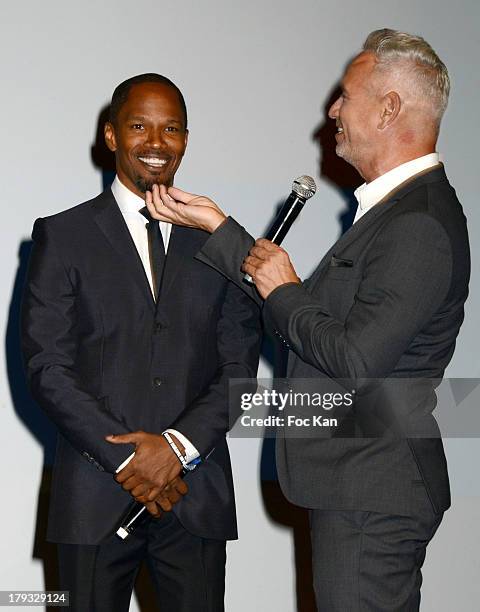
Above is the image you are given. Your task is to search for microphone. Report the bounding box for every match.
[243,175,317,283]
[116,502,149,540]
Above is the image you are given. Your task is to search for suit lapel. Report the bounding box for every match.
[158,225,207,300]
[91,190,155,311]
[306,164,448,291]
[306,196,399,290]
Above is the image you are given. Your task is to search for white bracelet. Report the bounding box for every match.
[163,432,196,472]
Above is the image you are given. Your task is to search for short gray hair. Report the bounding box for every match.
[363,28,450,121]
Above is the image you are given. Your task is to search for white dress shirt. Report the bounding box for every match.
[111,176,172,295]
[111,176,199,468]
[353,153,440,224]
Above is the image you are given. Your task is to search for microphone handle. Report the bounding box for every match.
[116,502,149,540]
[116,466,192,540]
[243,193,305,284]
[265,193,305,245]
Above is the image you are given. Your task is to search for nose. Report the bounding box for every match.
[328,96,341,120]
[147,126,167,148]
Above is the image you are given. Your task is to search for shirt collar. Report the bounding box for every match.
[354,153,440,212]
[111,175,145,214]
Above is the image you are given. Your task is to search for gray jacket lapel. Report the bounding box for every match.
[305,196,399,291]
[305,164,446,292]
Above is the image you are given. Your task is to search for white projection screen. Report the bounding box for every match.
[1,1,479,610]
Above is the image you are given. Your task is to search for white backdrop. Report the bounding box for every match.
[1,1,479,610]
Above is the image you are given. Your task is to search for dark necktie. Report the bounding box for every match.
[139,206,166,300]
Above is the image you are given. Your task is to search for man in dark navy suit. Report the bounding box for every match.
[22,74,261,611]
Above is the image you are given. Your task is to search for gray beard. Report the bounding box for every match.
[336,142,361,173]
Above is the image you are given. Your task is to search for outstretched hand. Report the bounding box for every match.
[145,184,227,233]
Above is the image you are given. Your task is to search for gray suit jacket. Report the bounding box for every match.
[197,165,470,516]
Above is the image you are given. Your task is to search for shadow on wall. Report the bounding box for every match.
[258,84,362,612]
[313,84,363,234]
[91,104,116,190]
[6,240,59,605]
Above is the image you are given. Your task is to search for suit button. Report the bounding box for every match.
[154,322,163,333]
[153,377,162,387]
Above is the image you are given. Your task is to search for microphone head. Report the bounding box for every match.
[292,175,317,200]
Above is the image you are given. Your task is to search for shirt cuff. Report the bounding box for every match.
[115,452,135,473]
[164,429,200,463]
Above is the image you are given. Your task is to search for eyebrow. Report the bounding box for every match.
[126,115,183,124]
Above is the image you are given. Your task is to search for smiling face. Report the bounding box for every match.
[328,52,381,179]
[104,82,188,196]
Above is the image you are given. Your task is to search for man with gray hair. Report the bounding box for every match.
[146,29,470,610]
[332,28,450,185]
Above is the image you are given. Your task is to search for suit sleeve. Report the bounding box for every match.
[21,218,134,473]
[263,212,453,382]
[168,267,262,458]
[195,216,262,305]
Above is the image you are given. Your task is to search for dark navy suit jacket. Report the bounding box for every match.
[21,188,261,544]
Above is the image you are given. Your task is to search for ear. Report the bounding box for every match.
[104,121,117,152]
[184,128,189,149]
[378,91,401,129]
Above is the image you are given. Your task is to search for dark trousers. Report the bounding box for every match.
[309,485,443,611]
[57,511,226,612]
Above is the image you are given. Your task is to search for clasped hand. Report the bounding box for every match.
[106,431,187,518]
